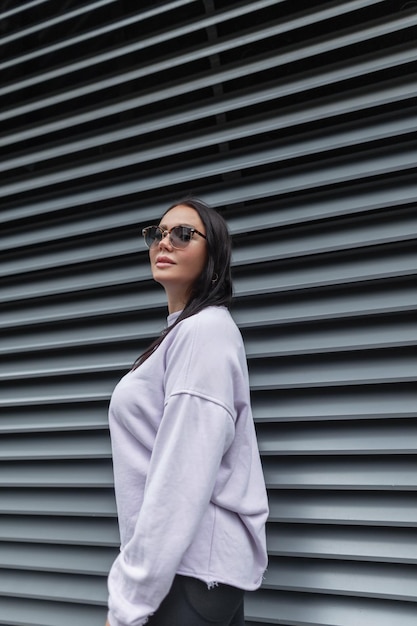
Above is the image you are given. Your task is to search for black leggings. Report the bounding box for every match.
[147,575,245,626]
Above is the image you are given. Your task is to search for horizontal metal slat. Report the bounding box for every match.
[0,319,159,356]
[2,342,139,376]
[0,372,123,406]
[0,597,106,626]
[0,393,113,409]
[228,181,417,235]
[0,515,118,546]
[245,589,417,626]
[265,557,417,602]
[0,232,133,267]
[0,0,51,21]
[257,420,417,455]
[234,210,417,267]
[0,258,147,304]
[242,313,417,356]
[0,569,106,605]
[0,488,116,517]
[249,351,417,389]
[263,456,417,490]
[262,450,417,491]
[234,281,417,327]
[0,404,108,434]
[0,290,146,328]
[268,491,417,526]
[251,385,417,422]
[1,359,127,382]
[0,460,112,486]
[234,250,417,298]
[267,524,417,563]
[0,542,116,575]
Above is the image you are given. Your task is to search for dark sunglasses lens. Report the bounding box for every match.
[144,226,161,248]
[170,226,193,248]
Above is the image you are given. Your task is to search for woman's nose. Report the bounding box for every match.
[158,232,172,249]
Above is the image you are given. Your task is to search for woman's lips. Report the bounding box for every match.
[155,256,175,267]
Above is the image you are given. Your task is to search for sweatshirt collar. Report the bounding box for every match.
[167,309,183,326]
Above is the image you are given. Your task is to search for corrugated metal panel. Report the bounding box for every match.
[1,0,417,624]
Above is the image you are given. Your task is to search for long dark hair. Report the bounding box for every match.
[134,196,233,367]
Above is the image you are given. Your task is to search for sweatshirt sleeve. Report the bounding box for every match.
[107,314,237,626]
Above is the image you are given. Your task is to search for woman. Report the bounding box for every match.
[106,197,269,626]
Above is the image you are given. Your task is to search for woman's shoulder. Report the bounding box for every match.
[185,306,235,330]
[176,307,242,348]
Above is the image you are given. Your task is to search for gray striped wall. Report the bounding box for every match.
[1,1,417,624]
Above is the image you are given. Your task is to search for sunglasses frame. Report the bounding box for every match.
[142,224,207,249]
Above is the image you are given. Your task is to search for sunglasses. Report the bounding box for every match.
[142,224,207,249]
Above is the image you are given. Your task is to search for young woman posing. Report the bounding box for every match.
[106,197,268,626]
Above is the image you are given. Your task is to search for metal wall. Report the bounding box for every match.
[1,1,417,624]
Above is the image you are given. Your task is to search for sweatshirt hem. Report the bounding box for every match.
[175,568,263,591]
[108,610,153,626]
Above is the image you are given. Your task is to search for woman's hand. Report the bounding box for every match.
[105,621,110,626]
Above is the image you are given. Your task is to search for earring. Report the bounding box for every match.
[211,273,219,285]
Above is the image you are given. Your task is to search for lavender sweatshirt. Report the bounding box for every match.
[107,306,269,626]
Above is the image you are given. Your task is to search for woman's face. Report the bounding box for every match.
[149,204,208,309]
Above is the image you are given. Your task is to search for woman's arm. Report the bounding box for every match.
[107,393,234,626]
